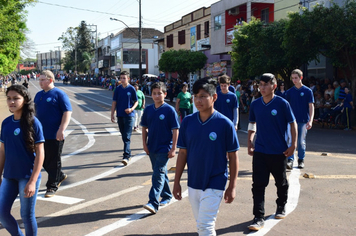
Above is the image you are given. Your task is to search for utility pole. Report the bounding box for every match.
[35,51,40,71]
[139,0,143,84]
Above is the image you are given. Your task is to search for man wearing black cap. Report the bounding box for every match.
[247,73,297,231]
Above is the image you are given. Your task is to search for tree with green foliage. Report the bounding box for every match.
[290,1,356,100]
[159,49,207,82]
[0,0,35,75]
[58,21,94,73]
[231,17,320,86]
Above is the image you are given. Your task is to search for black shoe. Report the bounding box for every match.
[286,160,293,170]
[275,205,286,219]
[45,189,56,198]
[57,174,68,187]
[298,160,305,169]
[248,217,264,231]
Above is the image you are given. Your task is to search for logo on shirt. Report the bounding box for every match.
[226,99,230,103]
[209,132,217,141]
[127,92,131,96]
[14,128,21,136]
[271,109,277,116]
[46,97,52,102]
[300,92,304,97]
[159,114,165,120]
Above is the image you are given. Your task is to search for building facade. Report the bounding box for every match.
[164,7,211,79]
[36,50,64,72]
[96,28,164,78]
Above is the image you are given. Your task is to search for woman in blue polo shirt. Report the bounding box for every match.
[0,85,45,236]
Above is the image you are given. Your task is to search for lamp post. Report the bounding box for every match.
[110,0,142,83]
[55,46,61,73]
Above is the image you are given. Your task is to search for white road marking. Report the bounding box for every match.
[60,86,112,107]
[36,186,143,224]
[37,193,84,205]
[248,159,301,235]
[105,127,120,135]
[64,129,74,137]
[85,190,189,236]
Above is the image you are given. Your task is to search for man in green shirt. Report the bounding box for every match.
[175,84,192,122]
[134,83,145,131]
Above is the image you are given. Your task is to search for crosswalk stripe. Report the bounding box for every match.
[37,193,84,205]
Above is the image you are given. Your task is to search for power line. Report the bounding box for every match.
[37,1,137,19]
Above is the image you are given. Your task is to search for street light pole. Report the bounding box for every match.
[139,0,143,84]
[55,46,61,73]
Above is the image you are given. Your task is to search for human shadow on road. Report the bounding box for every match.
[38,205,145,228]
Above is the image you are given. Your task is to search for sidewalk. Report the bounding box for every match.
[0,91,11,129]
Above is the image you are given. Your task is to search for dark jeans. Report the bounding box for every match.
[148,153,172,211]
[43,139,65,191]
[179,108,190,122]
[343,107,352,129]
[117,116,134,159]
[252,152,289,218]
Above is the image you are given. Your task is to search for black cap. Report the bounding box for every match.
[260,73,275,83]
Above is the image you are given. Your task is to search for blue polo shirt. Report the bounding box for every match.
[141,103,179,153]
[113,84,138,117]
[344,93,353,109]
[177,111,239,191]
[214,91,238,122]
[34,87,72,139]
[286,85,314,123]
[0,116,45,179]
[249,96,295,154]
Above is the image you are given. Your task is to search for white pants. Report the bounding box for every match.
[134,110,143,128]
[188,187,223,236]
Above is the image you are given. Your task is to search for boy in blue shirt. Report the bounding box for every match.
[247,73,297,231]
[173,78,239,236]
[141,82,179,214]
[342,87,354,130]
[214,75,238,130]
[111,71,138,166]
[285,69,314,169]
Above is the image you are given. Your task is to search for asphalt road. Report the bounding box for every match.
[0,81,355,236]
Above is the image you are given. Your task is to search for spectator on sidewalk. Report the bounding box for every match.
[333,81,340,101]
[34,70,72,198]
[342,87,354,131]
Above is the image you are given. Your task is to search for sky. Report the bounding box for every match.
[25,0,219,57]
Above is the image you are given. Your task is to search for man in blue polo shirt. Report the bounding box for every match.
[111,71,138,166]
[173,78,239,236]
[285,69,315,169]
[247,73,297,231]
[34,70,72,198]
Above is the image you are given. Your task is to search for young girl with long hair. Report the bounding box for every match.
[0,85,45,236]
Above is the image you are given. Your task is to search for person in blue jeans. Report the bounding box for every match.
[0,85,45,236]
[286,69,314,169]
[141,82,179,214]
[111,71,138,166]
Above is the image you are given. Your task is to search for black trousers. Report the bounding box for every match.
[43,139,65,191]
[252,152,289,218]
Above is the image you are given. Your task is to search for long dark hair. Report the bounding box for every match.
[6,85,36,152]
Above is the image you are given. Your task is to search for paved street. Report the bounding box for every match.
[1,81,355,236]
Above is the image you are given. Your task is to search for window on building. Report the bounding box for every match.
[214,15,221,30]
[178,30,186,45]
[261,8,269,23]
[166,34,173,48]
[197,24,201,40]
[204,21,209,37]
[122,50,146,64]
